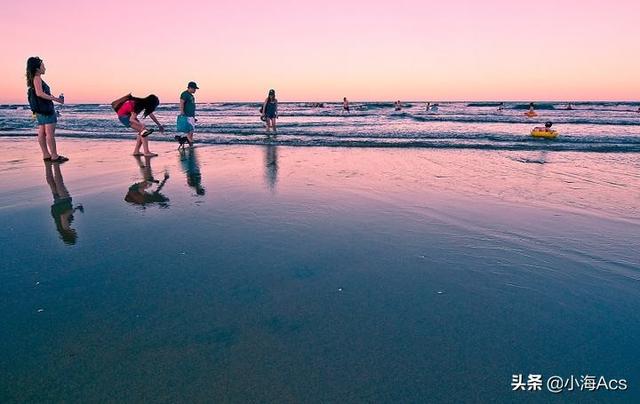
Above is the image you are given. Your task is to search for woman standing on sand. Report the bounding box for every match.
[262,89,278,134]
[111,94,165,157]
[26,57,68,162]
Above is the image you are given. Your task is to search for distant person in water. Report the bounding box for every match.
[177,81,199,147]
[566,103,573,110]
[533,121,554,132]
[343,97,350,114]
[395,100,402,111]
[497,102,504,111]
[26,57,68,163]
[262,89,278,134]
[425,102,431,111]
[528,102,535,112]
[112,94,165,157]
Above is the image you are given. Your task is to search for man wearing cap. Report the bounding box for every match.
[177,81,199,146]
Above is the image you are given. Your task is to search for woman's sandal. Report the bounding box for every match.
[51,156,69,163]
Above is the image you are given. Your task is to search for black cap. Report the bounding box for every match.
[188,81,199,89]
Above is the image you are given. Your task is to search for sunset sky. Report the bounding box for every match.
[1,0,639,103]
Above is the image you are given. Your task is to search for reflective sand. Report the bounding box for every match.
[1,138,638,401]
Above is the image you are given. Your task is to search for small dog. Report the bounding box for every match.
[175,135,190,150]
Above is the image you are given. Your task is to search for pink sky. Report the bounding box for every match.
[1,0,639,103]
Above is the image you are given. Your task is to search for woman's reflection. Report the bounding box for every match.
[125,155,170,208]
[264,144,278,192]
[45,161,83,245]
[179,148,205,196]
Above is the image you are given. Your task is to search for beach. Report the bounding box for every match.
[1,137,638,402]
[4,0,640,398]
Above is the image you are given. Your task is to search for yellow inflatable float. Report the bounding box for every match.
[531,128,558,139]
[525,111,537,117]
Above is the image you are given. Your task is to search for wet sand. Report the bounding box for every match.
[0,137,638,402]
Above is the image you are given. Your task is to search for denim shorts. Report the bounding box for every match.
[36,113,57,125]
[118,115,131,127]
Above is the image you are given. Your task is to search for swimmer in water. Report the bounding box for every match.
[343,97,350,114]
[394,100,401,111]
[533,121,554,132]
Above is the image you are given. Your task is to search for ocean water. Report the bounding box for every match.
[1,101,639,151]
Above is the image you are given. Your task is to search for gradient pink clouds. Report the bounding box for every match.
[1,0,639,103]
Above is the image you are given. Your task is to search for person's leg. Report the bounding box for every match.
[141,136,156,157]
[130,120,145,133]
[44,123,59,159]
[272,118,277,133]
[133,133,143,155]
[130,119,153,136]
[37,125,50,159]
[187,118,195,145]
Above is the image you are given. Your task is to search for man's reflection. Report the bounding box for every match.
[264,144,278,192]
[179,148,205,196]
[45,161,83,245]
[124,156,170,208]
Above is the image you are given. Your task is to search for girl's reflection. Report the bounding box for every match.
[265,144,278,192]
[125,156,170,208]
[44,161,83,245]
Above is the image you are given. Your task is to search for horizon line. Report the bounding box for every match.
[2,99,639,105]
